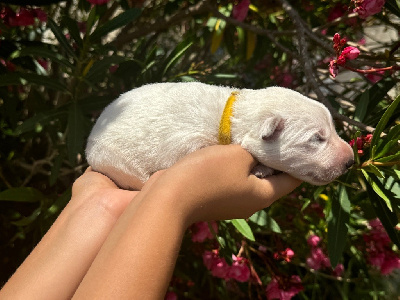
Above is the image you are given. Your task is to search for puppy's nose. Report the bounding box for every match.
[345,159,355,169]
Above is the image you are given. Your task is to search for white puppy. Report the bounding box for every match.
[86,82,354,189]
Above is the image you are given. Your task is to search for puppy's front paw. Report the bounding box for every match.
[251,165,275,178]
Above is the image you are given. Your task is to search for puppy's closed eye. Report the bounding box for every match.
[309,132,326,143]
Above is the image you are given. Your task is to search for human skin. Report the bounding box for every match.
[1,145,301,299]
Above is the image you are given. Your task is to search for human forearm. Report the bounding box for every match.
[72,187,187,299]
[0,175,139,300]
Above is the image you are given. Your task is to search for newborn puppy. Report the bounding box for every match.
[86,82,354,189]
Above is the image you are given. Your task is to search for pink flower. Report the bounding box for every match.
[266,275,304,300]
[365,67,385,83]
[32,8,47,22]
[349,134,373,156]
[306,247,331,270]
[1,6,46,27]
[307,235,321,247]
[164,291,178,300]
[191,221,218,243]
[228,255,251,282]
[273,248,295,262]
[333,263,345,277]
[328,4,346,21]
[232,0,250,22]
[353,0,385,19]
[87,0,111,5]
[341,46,360,60]
[364,218,400,275]
[202,250,230,279]
[329,60,339,78]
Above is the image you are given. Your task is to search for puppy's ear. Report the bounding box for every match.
[260,114,284,141]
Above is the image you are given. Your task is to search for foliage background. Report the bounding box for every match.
[0,0,400,299]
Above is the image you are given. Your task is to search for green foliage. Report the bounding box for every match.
[0,0,399,298]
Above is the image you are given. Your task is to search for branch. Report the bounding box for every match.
[205,4,299,59]
[112,0,210,49]
[277,0,374,133]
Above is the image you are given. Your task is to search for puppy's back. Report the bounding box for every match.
[86,82,232,187]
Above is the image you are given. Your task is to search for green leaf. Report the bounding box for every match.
[362,170,393,211]
[67,103,87,165]
[0,72,68,92]
[356,77,396,123]
[374,139,399,159]
[231,219,255,241]
[14,107,67,135]
[375,151,400,163]
[386,123,400,141]
[385,0,400,18]
[249,210,281,233]
[48,18,77,59]
[366,183,400,248]
[11,208,41,226]
[90,8,141,41]
[21,73,69,92]
[364,164,385,178]
[328,185,350,267]
[162,40,193,78]
[85,56,126,82]
[10,46,73,68]
[354,92,369,122]
[62,16,84,48]
[370,94,400,157]
[0,187,44,203]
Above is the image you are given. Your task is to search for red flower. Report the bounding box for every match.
[1,6,47,27]
[228,255,251,282]
[349,133,373,156]
[87,0,111,5]
[191,221,218,243]
[232,0,250,22]
[330,34,360,78]
[266,275,304,300]
[353,0,385,19]
[364,219,400,275]
[341,46,361,60]
[273,248,295,262]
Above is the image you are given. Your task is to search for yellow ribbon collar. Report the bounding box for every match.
[218,91,239,145]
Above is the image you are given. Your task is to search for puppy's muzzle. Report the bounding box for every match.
[345,159,355,169]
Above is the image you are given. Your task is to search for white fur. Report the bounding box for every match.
[86,82,354,189]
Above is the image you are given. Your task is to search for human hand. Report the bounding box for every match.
[140,144,302,225]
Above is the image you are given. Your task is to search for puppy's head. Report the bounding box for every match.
[237,88,354,185]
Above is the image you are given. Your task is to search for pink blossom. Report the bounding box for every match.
[228,255,251,282]
[329,60,339,78]
[364,218,400,275]
[274,248,295,262]
[1,6,46,27]
[164,291,178,300]
[202,250,230,279]
[87,0,111,5]
[341,46,360,60]
[365,68,385,83]
[232,0,250,22]
[191,221,218,243]
[333,263,345,277]
[32,8,47,22]
[306,247,331,270]
[349,134,373,156]
[328,4,346,21]
[307,235,321,247]
[266,275,304,300]
[354,0,385,19]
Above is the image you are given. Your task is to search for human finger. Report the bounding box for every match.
[248,173,302,209]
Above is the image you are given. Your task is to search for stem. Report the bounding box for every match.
[361,160,400,168]
[343,65,400,74]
